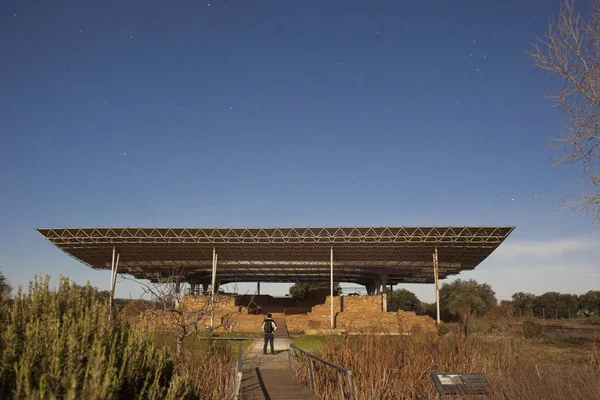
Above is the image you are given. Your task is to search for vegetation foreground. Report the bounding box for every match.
[0,277,238,400]
[1,274,599,399]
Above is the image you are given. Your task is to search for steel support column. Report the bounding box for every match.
[109,246,115,291]
[257,282,260,295]
[211,247,217,328]
[109,246,120,311]
[109,246,115,310]
[380,273,388,312]
[330,246,334,330]
[112,253,120,296]
[380,273,388,293]
[374,275,382,294]
[434,247,440,325]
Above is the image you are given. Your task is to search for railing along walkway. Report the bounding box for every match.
[234,344,243,400]
[290,344,354,400]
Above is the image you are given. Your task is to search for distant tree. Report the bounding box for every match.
[561,293,581,318]
[512,292,537,317]
[440,279,497,335]
[421,302,438,319]
[580,290,600,315]
[533,292,558,318]
[440,279,497,317]
[0,270,10,301]
[498,300,515,318]
[388,289,422,313]
[289,282,342,298]
[533,292,580,319]
[528,0,600,224]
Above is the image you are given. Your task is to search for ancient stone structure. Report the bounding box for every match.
[143,293,435,335]
[285,294,436,335]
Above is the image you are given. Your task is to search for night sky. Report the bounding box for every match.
[1,0,598,301]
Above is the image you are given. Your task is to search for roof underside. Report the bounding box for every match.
[37,226,514,285]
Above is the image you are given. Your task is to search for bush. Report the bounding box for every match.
[0,276,201,399]
[388,289,422,313]
[437,323,450,336]
[469,320,492,335]
[437,321,491,337]
[442,322,462,335]
[522,317,543,339]
[488,320,511,334]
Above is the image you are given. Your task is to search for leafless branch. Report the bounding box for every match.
[122,269,248,356]
[528,0,600,224]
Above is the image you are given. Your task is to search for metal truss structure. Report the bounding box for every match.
[37,226,514,287]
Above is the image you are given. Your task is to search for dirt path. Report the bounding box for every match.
[243,337,293,370]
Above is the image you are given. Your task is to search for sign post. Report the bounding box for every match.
[430,372,490,399]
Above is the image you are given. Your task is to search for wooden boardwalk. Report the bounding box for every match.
[241,316,315,400]
[241,367,315,399]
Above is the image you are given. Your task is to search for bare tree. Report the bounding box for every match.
[128,270,244,357]
[528,0,600,223]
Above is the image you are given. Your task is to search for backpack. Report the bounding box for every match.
[264,319,274,333]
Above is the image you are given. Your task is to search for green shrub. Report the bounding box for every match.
[522,317,543,339]
[0,276,200,399]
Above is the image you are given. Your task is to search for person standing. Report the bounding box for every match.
[262,313,277,355]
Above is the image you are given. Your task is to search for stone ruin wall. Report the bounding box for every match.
[137,295,265,334]
[285,294,436,335]
[235,289,329,315]
[138,293,436,335]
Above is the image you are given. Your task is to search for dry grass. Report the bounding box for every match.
[151,333,254,399]
[175,344,238,400]
[292,331,600,399]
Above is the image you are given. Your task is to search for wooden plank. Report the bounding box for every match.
[241,368,315,400]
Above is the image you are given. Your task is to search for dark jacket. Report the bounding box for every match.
[262,318,277,334]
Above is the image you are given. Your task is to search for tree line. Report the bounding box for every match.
[509,291,600,319]
[386,279,600,321]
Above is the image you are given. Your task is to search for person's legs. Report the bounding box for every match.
[269,334,275,355]
[263,334,268,354]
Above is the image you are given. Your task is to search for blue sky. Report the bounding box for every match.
[1,0,598,302]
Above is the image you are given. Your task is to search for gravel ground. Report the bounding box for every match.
[243,338,293,370]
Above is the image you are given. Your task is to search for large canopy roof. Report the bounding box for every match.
[37,226,514,285]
